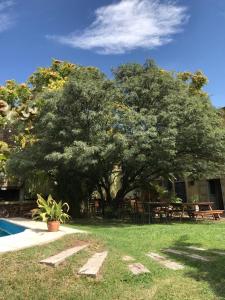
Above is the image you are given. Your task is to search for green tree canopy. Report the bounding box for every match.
[6,60,225,214]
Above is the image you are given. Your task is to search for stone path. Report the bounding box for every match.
[78,251,108,277]
[146,252,184,270]
[164,249,210,261]
[40,244,89,267]
[128,263,150,275]
[122,255,135,262]
[186,246,225,256]
[122,255,149,275]
[211,250,225,256]
[186,246,206,251]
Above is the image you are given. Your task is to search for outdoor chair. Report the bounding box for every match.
[168,203,184,221]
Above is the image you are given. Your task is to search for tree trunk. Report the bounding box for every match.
[113,188,127,210]
[98,186,105,217]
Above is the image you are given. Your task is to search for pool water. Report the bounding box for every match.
[0,229,9,237]
[0,220,26,237]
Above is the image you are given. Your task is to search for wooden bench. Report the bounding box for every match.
[191,210,224,220]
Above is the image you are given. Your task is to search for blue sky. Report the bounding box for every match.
[0,0,224,107]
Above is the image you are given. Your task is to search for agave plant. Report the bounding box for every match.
[32,194,70,223]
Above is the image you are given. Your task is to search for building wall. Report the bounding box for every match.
[186,178,225,209]
[197,180,210,201]
[219,178,225,208]
[186,180,199,201]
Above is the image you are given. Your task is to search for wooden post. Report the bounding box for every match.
[184,177,189,202]
[19,185,25,202]
[219,178,225,208]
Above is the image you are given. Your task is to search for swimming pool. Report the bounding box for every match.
[0,219,26,237]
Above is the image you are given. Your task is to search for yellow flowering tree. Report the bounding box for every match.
[28,59,76,93]
[0,59,77,173]
[177,70,208,96]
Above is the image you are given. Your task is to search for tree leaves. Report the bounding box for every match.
[6,60,225,209]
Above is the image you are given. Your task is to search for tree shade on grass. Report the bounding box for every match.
[1,221,225,299]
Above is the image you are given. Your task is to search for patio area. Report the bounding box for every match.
[87,199,225,223]
[0,218,84,253]
[130,201,225,223]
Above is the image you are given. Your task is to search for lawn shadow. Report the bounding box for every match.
[70,217,135,229]
[70,217,220,229]
[162,235,225,298]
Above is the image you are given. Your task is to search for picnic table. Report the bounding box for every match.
[176,202,214,219]
[133,201,224,223]
[135,202,171,223]
[184,202,224,220]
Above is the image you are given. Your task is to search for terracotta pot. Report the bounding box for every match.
[47,220,60,232]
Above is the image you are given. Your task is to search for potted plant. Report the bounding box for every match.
[32,194,70,232]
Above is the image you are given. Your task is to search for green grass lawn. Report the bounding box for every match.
[1,220,225,300]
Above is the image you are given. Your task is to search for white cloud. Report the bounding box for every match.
[0,0,15,32]
[49,0,189,54]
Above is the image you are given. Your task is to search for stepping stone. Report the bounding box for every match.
[186,246,206,251]
[211,250,225,256]
[128,263,150,275]
[40,244,88,267]
[186,247,225,256]
[147,252,184,270]
[122,255,135,262]
[164,249,210,262]
[78,251,108,277]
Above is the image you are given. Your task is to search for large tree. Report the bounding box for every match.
[1,60,76,192]
[7,60,225,214]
